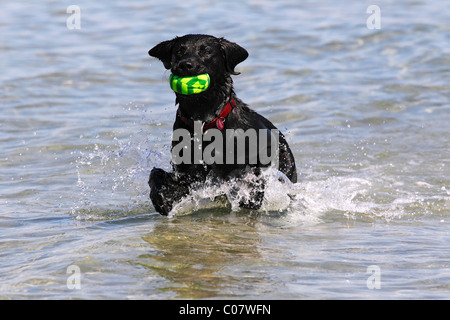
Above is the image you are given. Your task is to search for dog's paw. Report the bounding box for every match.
[234,181,265,210]
[149,168,191,216]
[239,189,264,210]
[150,185,173,216]
[149,168,170,186]
[149,168,175,215]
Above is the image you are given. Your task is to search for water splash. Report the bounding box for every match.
[168,167,448,224]
[169,168,297,217]
[72,103,171,220]
[71,104,449,224]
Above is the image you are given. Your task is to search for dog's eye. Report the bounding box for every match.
[175,47,185,58]
[199,45,212,56]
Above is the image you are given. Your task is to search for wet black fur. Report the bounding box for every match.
[148,34,297,215]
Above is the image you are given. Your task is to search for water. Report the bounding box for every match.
[1,0,449,299]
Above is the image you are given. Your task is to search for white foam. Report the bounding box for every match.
[166,169,439,223]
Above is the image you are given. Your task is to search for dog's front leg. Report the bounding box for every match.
[227,167,266,210]
[148,168,189,215]
[239,178,265,210]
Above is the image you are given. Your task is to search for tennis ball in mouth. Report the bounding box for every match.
[169,73,210,95]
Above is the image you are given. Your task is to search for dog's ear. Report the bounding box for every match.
[148,38,177,70]
[219,38,249,75]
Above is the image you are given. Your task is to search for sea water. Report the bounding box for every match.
[0,0,449,299]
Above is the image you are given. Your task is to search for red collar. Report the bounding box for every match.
[177,98,236,133]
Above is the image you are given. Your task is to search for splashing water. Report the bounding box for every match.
[72,103,172,219]
[72,103,448,225]
[169,168,297,217]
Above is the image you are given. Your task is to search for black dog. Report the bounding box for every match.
[148,34,297,215]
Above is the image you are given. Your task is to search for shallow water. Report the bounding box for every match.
[1,0,449,299]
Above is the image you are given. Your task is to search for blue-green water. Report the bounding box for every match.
[1,0,449,299]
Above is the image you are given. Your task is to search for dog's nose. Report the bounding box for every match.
[178,60,194,71]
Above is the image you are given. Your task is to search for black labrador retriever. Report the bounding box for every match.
[148,34,296,215]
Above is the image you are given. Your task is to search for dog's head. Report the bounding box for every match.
[149,34,248,84]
